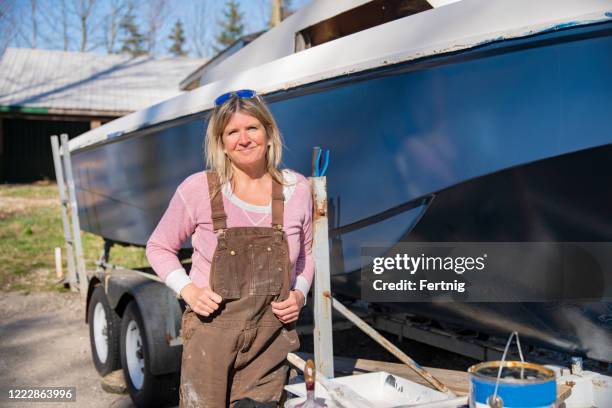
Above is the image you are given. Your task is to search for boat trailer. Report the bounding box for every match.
[51,135,612,407]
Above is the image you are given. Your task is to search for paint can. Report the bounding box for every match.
[468,360,556,407]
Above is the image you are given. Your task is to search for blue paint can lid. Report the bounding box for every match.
[468,361,555,384]
[469,361,557,406]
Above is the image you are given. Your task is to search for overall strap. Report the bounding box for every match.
[206,171,227,232]
[271,178,284,230]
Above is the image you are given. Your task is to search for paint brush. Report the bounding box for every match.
[287,353,374,408]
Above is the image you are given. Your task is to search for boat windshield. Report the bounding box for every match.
[295,0,437,52]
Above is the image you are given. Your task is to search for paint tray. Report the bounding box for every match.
[284,371,450,407]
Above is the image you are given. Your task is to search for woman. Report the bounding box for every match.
[146,89,314,407]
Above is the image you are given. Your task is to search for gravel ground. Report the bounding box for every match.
[0,291,133,408]
[0,291,478,408]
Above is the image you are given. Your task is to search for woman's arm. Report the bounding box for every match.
[146,186,196,295]
[272,176,315,322]
[293,189,314,306]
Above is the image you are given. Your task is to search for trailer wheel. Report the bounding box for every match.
[88,285,121,375]
[120,301,179,407]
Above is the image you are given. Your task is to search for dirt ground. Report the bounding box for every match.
[0,291,478,408]
[0,291,134,408]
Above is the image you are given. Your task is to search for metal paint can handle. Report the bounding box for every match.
[489,331,525,407]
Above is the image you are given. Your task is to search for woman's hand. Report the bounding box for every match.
[180,283,223,317]
[271,290,305,324]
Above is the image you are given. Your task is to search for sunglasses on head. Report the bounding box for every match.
[214,89,257,107]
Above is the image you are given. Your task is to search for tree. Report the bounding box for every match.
[60,0,69,50]
[27,0,71,51]
[188,0,211,58]
[168,19,187,57]
[0,0,17,55]
[214,0,243,53]
[103,0,127,53]
[29,0,38,48]
[73,0,98,52]
[144,0,168,55]
[14,0,51,49]
[119,6,146,56]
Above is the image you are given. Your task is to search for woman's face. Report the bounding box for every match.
[222,111,269,171]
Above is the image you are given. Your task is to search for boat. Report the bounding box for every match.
[66,0,612,363]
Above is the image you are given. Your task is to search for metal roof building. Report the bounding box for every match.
[0,47,205,182]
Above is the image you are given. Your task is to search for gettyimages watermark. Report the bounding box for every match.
[361,243,612,302]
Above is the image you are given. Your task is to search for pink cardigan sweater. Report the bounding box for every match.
[145,169,314,300]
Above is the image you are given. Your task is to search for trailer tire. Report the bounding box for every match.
[88,285,121,375]
[120,301,179,407]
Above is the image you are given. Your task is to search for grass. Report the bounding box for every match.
[0,181,149,292]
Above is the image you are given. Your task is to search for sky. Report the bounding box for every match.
[6,0,314,59]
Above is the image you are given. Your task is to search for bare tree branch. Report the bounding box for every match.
[37,0,72,51]
[30,0,38,48]
[11,0,37,48]
[188,0,212,58]
[61,0,70,50]
[144,0,168,55]
[0,0,18,55]
[103,0,127,53]
[69,0,98,52]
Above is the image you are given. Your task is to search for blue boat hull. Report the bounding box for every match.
[71,21,612,362]
[332,143,612,362]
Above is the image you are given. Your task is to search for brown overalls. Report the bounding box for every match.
[179,171,301,408]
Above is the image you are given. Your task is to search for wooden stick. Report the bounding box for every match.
[326,293,454,395]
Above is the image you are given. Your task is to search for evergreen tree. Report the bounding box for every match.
[119,7,146,56]
[214,0,244,53]
[168,19,187,56]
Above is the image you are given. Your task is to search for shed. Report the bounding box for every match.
[0,48,205,182]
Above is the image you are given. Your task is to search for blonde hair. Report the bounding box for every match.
[204,94,285,191]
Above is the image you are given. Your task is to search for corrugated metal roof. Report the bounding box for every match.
[0,48,206,114]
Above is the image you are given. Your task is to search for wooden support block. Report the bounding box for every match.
[101,370,127,394]
[557,383,572,404]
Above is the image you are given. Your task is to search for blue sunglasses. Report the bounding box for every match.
[214,89,257,107]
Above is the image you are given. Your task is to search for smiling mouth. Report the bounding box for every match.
[238,145,259,152]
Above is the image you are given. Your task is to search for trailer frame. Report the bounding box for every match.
[51,136,612,407]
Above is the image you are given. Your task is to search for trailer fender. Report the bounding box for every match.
[104,270,183,375]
